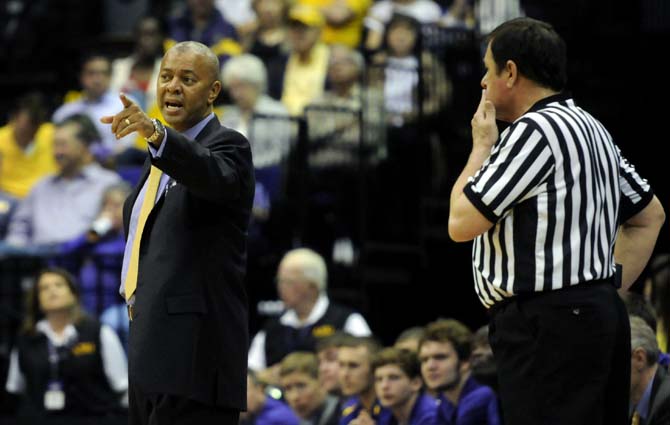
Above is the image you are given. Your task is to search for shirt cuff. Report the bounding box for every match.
[147,132,168,158]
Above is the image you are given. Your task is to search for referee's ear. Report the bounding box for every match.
[505,60,518,88]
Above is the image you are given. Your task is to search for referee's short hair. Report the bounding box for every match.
[629,315,660,367]
[487,17,567,92]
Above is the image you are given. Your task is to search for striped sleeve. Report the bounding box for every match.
[617,147,653,223]
[464,119,555,222]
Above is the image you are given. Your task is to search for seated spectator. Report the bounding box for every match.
[468,325,497,394]
[247,0,292,100]
[0,191,17,239]
[338,336,387,425]
[418,319,500,425]
[623,288,670,366]
[279,351,340,425]
[215,0,257,40]
[241,370,300,425]
[363,0,441,51]
[220,54,291,172]
[367,13,449,242]
[0,92,57,199]
[298,0,371,48]
[4,268,128,421]
[52,53,136,163]
[281,5,330,116]
[167,0,242,64]
[371,13,449,128]
[629,316,670,425]
[394,326,425,354]
[372,348,438,425]
[58,182,131,316]
[316,331,351,396]
[5,114,121,247]
[110,16,165,112]
[439,0,475,28]
[303,44,384,263]
[248,248,372,375]
[646,254,670,353]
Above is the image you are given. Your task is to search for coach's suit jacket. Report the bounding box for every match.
[122,117,254,410]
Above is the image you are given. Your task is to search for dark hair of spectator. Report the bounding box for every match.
[419,318,473,361]
[13,92,49,126]
[22,267,85,335]
[623,291,657,332]
[487,17,567,91]
[79,52,112,74]
[371,347,421,379]
[382,13,423,57]
[56,113,101,146]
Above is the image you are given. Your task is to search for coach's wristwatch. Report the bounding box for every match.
[145,118,165,146]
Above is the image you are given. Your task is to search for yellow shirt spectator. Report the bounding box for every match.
[299,0,371,47]
[281,43,330,116]
[0,123,57,198]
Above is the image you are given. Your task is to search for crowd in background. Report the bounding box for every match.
[0,0,669,423]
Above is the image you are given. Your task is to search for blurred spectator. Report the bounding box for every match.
[5,114,120,247]
[279,351,341,425]
[364,0,441,51]
[469,325,497,395]
[281,5,330,116]
[52,53,136,162]
[220,54,291,171]
[247,0,292,100]
[215,0,257,38]
[248,248,371,374]
[316,331,351,396]
[4,268,127,421]
[646,254,670,353]
[58,182,131,316]
[338,336,387,425]
[372,348,438,425]
[440,0,475,28]
[303,44,384,263]
[298,0,371,48]
[372,14,449,127]
[0,92,58,199]
[167,0,242,64]
[110,16,166,112]
[0,192,17,239]
[418,319,500,424]
[629,316,670,425]
[473,0,523,37]
[394,326,425,354]
[241,370,300,425]
[368,13,449,242]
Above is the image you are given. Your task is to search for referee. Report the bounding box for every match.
[448,18,665,425]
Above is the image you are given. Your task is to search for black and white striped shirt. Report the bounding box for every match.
[463,93,653,308]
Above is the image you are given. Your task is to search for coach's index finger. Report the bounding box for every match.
[119,92,134,109]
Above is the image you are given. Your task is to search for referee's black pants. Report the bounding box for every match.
[488,280,630,425]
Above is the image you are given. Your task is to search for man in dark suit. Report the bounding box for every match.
[629,316,670,425]
[101,41,254,424]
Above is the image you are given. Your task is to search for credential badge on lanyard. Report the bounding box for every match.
[44,338,71,410]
